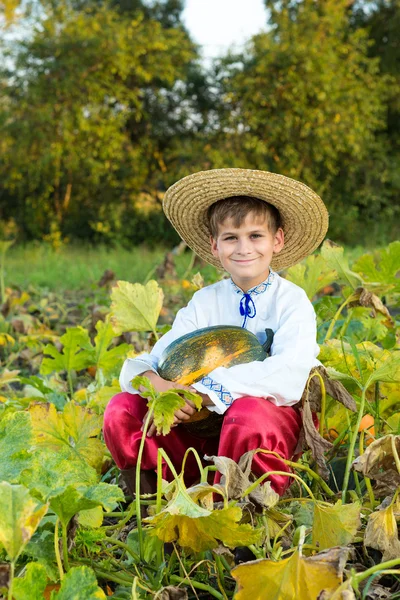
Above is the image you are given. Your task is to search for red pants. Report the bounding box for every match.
[103,393,302,496]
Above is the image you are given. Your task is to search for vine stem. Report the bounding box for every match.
[359,430,375,508]
[54,518,64,581]
[253,448,335,498]
[8,561,15,600]
[136,404,155,561]
[242,470,317,501]
[341,385,366,503]
[324,293,357,342]
[170,575,224,600]
[61,522,70,572]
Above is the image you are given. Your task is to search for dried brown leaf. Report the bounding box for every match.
[302,397,333,481]
[348,287,394,328]
[301,366,356,413]
[352,435,400,495]
[156,586,188,600]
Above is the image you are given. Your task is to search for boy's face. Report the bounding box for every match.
[210,212,284,291]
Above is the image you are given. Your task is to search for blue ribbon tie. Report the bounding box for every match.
[239,293,256,328]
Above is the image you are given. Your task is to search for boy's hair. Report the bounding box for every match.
[207,196,282,238]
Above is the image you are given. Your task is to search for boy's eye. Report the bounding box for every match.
[223,236,236,241]
[251,234,263,238]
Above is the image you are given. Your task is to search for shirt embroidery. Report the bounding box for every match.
[231,271,275,327]
[201,376,233,407]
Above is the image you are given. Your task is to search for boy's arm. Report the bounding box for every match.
[194,293,319,414]
[119,293,208,395]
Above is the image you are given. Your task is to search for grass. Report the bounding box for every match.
[4,243,198,291]
[4,241,374,292]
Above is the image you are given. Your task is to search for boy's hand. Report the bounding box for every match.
[140,371,198,437]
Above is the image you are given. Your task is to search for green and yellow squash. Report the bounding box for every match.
[158,325,273,435]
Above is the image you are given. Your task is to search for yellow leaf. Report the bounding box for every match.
[232,547,349,600]
[29,402,105,472]
[145,477,261,552]
[0,368,20,388]
[312,500,360,551]
[110,280,163,335]
[0,333,15,346]
[364,496,400,561]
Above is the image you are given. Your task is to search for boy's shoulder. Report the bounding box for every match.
[190,278,230,302]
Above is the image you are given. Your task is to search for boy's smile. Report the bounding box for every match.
[210,213,284,292]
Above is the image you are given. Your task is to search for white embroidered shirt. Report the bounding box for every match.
[119,271,320,414]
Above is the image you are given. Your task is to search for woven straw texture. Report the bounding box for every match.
[163,168,329,271]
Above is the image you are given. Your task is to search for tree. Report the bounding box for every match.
[0,1,198,242]
[212,0,395,242]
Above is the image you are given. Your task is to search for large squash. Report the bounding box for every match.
[158,326,273,436]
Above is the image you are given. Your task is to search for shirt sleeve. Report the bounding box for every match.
[202,292,319,412]
[119,293,205,394]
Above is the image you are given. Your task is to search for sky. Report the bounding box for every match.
[182,0,268,59]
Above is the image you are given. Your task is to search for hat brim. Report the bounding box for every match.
[163,168,329,271]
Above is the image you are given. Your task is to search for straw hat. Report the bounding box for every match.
[163,168,329,271]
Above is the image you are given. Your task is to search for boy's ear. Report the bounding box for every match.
[210,235,219,258]
[273,227,285,254]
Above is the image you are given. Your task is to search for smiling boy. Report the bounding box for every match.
[103,168,329,499]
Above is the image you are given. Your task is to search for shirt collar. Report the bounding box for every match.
[230,270,275,297]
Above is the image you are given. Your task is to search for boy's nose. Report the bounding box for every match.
[236,239,252,254]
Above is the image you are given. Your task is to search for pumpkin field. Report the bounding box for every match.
[0,240,399,600]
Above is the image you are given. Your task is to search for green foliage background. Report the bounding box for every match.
[0,0,399,246]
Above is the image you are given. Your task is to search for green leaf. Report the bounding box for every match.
[132,376,202,436]
[285,254,337,300]
[312,500,361,551]
[91,318,130,377]
[29,402,105,472]
[41,327,93,375]
[52,566,106,599]
[0,411,33,483]
[352,241,400,294]
[146,477,261,552]
[78,507,104,529]
[110,280,163,334]
[49,483,124,528]
[153,391,192,436]
[320,241,363,290]
[0,483,48,562]
[21,446,98,500]
[13,562,48,600]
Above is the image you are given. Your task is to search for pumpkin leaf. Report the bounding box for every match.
[285,254,337,300]
[13,562,48,600]
[87,379,121,413]
[29,402,105,472]
[78,506,104,529]
[153,390,202,436]
[352,241,400,294]
[320,241,363,290]
[110,279,163,334]
[312,500,361,551]
[51,566,106,599]
[90,318,130,377]
[21,446,98,500]
[49,483,124,528]
[364,496,400,561]
[0,411,33,483]
[348,287,394,328]
[132,376,202,436]
[353,435,400,495]
[0,482,48,562]
[232,546,350,600]
[145,476,261,552]
[41,326,93,375]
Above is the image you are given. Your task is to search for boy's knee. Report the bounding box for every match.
[104,392,143,428]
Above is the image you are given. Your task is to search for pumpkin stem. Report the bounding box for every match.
[262,328,274,354]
